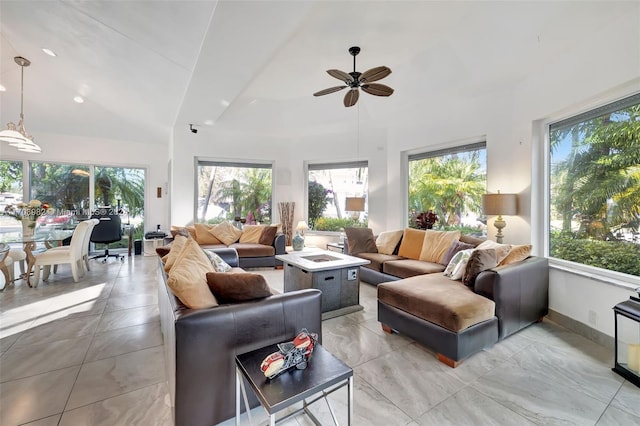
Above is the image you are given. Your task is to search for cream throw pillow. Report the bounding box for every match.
[211,221,243,245]
[164,235,187,273]
[499,244,532,266]
[476,240,512,263]
[443,248,475,280]
[194,223,223,245]
[166,238,218,309]
[375,230,404,255]
[239,225,266,243]
[419,230,461,263]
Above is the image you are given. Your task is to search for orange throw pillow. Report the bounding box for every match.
[397,228,426,260]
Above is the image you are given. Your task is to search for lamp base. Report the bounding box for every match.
[493,216,507,244]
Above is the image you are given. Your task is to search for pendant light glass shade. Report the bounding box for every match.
[0,56,41,153]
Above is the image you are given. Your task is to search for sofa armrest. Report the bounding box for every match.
[474,256,549,340]
[203,247,239,267]
[172,289,322,425]
[273,233,286,254]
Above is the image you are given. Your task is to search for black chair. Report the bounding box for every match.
[90,211,124,263]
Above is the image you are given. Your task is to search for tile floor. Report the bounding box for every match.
[1,256,639,426]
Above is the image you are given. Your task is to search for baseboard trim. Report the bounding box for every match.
[547,309,614,349]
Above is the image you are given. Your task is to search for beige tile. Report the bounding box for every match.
[95,305,159,333]
[105,292,158,312]
[0,335,92,382]
[59,382,172,426]
[597,404,640,425]
[14,314,101,347]
[21,414,62,426]
[610,381,640,418]
[66,346,165,410]
[85,322,163,362]
[0,366,79,426]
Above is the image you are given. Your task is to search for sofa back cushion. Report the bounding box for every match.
[476,240,511,264]
[166,237,218,309]
[345,227,378,255]
[194,223,223,245]
[397,228,426,260]
[258,226,278,246]
[375,230,404,255]
[462,248,498,286]
[441,240,475,266]
[499,244,532,266]
[239,225,265,243]
[164,235,187,273]
[211,221,243,245]
[419,230,461,264]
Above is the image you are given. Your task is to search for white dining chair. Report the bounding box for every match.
[32,220,92,286]
[1,243,15,289]
[82,218,100,272]
[8,248,26,276]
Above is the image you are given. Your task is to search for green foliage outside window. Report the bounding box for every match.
[315,217,368,231]
[308,181,329,229]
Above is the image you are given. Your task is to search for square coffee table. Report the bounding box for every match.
[236,343,353,425]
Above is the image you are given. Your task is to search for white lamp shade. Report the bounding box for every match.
[482,193,517,216]
[345,197,365,212]
[296,221,309,231]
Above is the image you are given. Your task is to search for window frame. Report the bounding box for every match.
[194,158,274,224]
[538,88,640,288]
[305,160,369,233]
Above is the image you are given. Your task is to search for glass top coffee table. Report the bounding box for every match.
[235,342,353,425]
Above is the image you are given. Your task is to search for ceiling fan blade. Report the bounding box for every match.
[313,86,347,96]
[360,66,391,83]
[327,69,354,84]
[343,89,359,107]
[361,83,394,97]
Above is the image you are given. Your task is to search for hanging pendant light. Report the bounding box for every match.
[0,56,41,153]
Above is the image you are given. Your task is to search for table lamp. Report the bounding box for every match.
[482,191,517,243]
[292,221,308,251]
[345,197,365,220]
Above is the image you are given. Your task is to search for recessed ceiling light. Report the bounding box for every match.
[0,84,5,92]
[220,99,230,107]
[204,120,215,126]
[42,48,57,57]
[73,96,84,103]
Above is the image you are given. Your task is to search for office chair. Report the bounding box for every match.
[90,211,125,263]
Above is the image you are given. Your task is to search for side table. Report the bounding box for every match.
[326,242,345,253]
[236,343,353,425]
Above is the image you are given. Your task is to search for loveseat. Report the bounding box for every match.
[171,222,286,268]
[157,244,322,426]
[344,227,548,367]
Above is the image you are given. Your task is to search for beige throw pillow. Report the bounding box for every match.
[344,227,378,255]
[462,248,498,286]
[419,230,461,264]
[166,238,218,309]
[239,225,265,243]
[164,235,187,273]
[499,244,532,266]
[476,240,512,264]
[211,221,243,245]
[397,228,426,260]
[375,230,404,255]
[194,223,223,245]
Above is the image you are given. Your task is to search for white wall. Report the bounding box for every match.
[0,132,170,232]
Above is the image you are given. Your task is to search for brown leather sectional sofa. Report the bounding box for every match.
[158,247,322,426]
[346,231,549,366]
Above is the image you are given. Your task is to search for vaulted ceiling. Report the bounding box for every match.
[1,1,635,145]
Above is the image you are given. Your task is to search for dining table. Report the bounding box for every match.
[0,227,75,289]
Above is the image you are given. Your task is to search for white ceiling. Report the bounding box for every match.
[0,1,636,145]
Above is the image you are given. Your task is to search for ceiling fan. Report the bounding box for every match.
[313,46,394,107]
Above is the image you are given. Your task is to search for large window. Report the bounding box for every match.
[196,161,272,224]
[307,162,368,231]
[408,142,486,235]
[548,93,640,277]
[30,162,90,219]
[0,160,24,232]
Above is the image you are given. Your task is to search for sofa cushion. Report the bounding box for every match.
[204,250,232,272]
[459,234,485,247]
[211,221,243,245]
[356,252,404,272]
[441,240,475,266]
[164,235,187,272]
[443,248,475,280]
[345,227,378,255]
[397,228,426,260]
[375,230,404,255]
[378,275,495,332]
[171,225,196,239]
[499,244,532,266]
[462,248,498,286]
[383,259,445,279]
[419,230,461,264]
[194,223,223,245]
[240,225,265,243]
[476,240,511,263]
[258,226,278,246]
[230,243,275,257]
[206,272,273,303]
[166,238,218,309]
